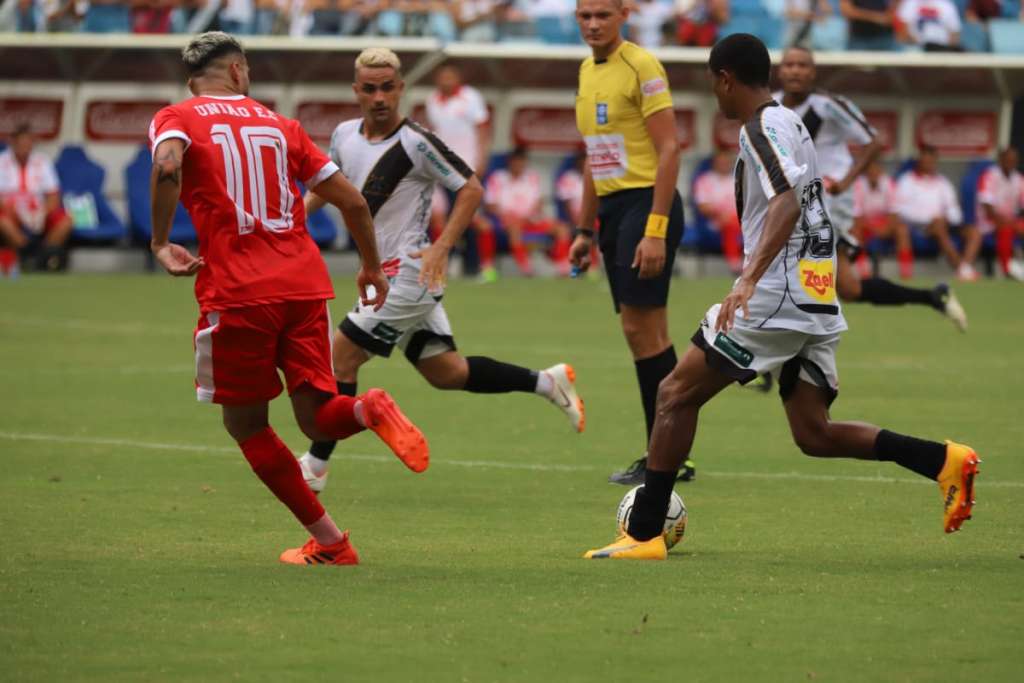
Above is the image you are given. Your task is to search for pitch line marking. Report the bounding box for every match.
[1,431,1020,489]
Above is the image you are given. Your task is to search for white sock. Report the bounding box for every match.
[305,453,329,477]
[535,371,554,398]
[305,512,345,546]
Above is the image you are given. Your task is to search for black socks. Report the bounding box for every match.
[634,346,677,442]
[874,429,947,480]
[464,356,538,393]
[308,381,357,462]
[859,278,937,309]
[626,469,677,541]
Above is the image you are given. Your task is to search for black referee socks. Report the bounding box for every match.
[635,346,677,442]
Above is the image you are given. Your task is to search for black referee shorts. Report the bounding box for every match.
[597,186,685,313]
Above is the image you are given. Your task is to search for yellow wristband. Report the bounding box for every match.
[644,214,668,239]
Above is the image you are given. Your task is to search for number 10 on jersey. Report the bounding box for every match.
[211,124,295,235]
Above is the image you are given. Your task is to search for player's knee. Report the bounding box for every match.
[791,423,830,457]
[420,356,468,390]
[222,413,268,443]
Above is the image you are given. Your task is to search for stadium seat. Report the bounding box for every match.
[54,145,126,244]
[1002,0,1021,17]
[124,145,196,245]
[959,21,991,53]
[684,157,726,254]
[552,153,579,224]
[719,13,784,50]
[989,19,1024,54]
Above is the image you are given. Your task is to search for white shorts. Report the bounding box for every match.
[825,189,858,252]
[693,304,840,405]
[339,261,456,363]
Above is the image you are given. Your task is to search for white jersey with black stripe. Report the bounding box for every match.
[327,118,472,266]
[773,91,875,182]
[735,101,847,336]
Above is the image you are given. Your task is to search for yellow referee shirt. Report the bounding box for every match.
[575,41,673,197]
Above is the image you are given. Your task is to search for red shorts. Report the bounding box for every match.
[0,200,69,235]
[193,300,336,405]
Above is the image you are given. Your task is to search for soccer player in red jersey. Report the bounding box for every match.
[148,32,429,566]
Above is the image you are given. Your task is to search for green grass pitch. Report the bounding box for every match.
[1,273,1022,681]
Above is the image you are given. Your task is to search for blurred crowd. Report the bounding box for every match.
[3,0,1022,52]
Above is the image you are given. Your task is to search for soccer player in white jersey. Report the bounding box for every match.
[776,46,967,332]
[299,48,584,492]
[584,34,980,560]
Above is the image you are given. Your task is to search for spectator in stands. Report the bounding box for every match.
[83,0,132,31]
[674,0,728,46]
[485,146,571,277]
[0,124,72,272]
[555,148,601,273]
[44,0,86,31]
[785,0,832,48]
[852,160,914,279]
[895,145,981,281]
[454,0,497,41]
[376,0,457,39]
[966,0,1005,22]
[15,0,37,31]
[219,0,254,33]
[629,0,676,48]
[897,0,962,51]
[131,0,175,33]
[426,64,492,275]
[840,0,896,50]
[253,0,290,34]
[693,148,743,273]
[977,146,1024,280]
[525,0,577,43]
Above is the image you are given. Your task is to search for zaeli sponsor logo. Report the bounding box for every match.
[799,259,835,303]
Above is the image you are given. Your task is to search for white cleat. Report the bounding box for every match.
[1007,259,1024,282]
[299,452,329,494]
[543,363,585,433]
[935,284,968,333]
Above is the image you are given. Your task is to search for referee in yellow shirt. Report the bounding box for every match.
[570,0,692,485]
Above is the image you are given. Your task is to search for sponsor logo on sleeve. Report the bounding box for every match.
[416,141,451,176]
[641,78,667,97]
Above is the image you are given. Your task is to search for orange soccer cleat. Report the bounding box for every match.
[938,441,980,533]
[279,535,360,566]
[361,388,430,473]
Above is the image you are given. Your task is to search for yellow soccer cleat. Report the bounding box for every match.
[583,533,667,560]
[938,441,980,533]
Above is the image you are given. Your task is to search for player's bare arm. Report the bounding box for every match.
[568,159,599,272]
[150,137,204,277]
[304,188,328,215]
[830,137,882,195]
[411,174,484,290]
[633,107,680,280]
[311,170,389,311]
[717,189,801,333]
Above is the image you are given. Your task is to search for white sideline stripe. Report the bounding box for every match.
[1,431,1019,488]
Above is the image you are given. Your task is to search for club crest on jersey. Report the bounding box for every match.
[596,103,608,125]
[799,259,836,303]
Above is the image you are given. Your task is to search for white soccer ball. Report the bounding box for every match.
[616,485,687,549]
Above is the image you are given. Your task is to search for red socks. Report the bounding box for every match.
[720,218,742,271]
[240,427,324,526]
[314,394,365,441]
[477,227,496,267]
[897,247,914,279]
[996,226,1014,275]
[552,236,570,265]
[511,242,531,273]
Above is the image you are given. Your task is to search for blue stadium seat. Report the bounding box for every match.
[54,145,125,244]
[124,145,196,245]
[1002,0,1021,17]
[960,21,991,53]
[552,153,580,224]
[685,157,726,254]
[959,159,995,227]
[719,13,784,50]
[989,19,1024,54]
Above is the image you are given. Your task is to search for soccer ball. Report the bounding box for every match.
[616,485,687,549]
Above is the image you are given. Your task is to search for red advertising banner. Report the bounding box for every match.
[713,113,741,150]
[512,107,580,149]
[85,100,170,142]
[674,109,695,151]
[295,102,362,144]
[915,111,997,156]
[0,99,63,140]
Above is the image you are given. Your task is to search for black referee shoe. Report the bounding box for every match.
[607,456,697,485]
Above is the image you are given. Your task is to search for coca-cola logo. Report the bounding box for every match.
[295,102,363,143]
[916,111,996,155]
[86,101,169,142]
[0,99,63,140]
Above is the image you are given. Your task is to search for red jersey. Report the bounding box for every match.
[149,94,339,312]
